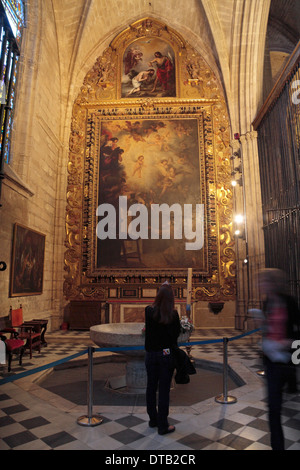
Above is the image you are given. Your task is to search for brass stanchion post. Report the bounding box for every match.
[77,346,103,426]
[215,337,237,404]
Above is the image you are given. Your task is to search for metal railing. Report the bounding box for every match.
[253,41,300,306]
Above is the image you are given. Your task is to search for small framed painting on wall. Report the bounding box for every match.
[10,223,46,297]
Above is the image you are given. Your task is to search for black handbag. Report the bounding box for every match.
[172,346,196,384]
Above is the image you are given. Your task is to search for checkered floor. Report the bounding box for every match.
[1,329,300,451]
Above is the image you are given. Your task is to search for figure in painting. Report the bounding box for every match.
[125,121,145,142]
[159,166,177,196]
[122,40,175,97]
[15,236,36,291]
[102,148,124,170]
[157,159,170,177]
[148,51,174,94]
[124,47,143,75]
[127,68,155,95]
[132,155,145,178]
[100,137,124,170]
[143,121,166,137]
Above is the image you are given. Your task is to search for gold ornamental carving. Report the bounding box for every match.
[64,18,236,302]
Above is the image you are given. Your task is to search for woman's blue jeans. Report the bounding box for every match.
[145,350,174,431]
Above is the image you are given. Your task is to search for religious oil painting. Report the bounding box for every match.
[96,117,206,270]
[10,224,45,297]
[121,38,176,98]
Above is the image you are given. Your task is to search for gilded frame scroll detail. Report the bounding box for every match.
[64,18,235,302]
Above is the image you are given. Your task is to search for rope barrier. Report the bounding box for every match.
[0,348,89,385]
[0,328,262,424]
[0,328,261,387]
[228,328,261,342]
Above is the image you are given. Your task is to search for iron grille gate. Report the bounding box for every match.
[255,45,300,305]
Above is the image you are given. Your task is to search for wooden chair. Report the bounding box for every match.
[0,329,25,372]
[25,319,48,346]
[9,305,41,359]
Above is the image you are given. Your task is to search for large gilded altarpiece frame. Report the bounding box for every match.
[64,19,236,311]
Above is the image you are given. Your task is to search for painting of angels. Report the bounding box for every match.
[96,118,205,270]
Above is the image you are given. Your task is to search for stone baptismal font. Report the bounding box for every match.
[90,322,190,394]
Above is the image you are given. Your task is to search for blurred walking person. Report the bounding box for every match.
[258,269,300,450]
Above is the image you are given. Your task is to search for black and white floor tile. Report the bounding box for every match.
[1,329,300,451]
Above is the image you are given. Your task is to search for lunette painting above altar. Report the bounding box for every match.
[64,18,236,304]
[79,17,223,104]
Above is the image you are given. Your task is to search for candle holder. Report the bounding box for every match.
[186,304,191,319]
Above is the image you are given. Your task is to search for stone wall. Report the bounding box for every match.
[0,0,64,329]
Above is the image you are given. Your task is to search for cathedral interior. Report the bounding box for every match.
[0,0,299,452]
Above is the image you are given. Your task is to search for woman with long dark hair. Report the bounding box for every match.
[144,282,181,435]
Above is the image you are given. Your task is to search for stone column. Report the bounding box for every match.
[232,131,265,329]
